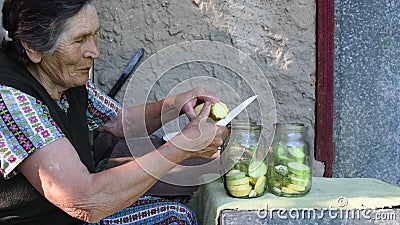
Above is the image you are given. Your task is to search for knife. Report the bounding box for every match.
[107,48,145,98]
[216,95,258,126]
[162,95,258,141]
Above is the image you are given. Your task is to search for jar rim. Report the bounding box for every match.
[274,122,305,126]
[228,121,261,130]
[274,122,306,131]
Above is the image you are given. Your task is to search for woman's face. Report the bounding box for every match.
[38,4,100,91]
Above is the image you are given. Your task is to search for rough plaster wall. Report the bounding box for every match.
[0,0,321,174]
[334,0,400,186]
[94,0,322,175]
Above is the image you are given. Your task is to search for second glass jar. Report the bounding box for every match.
[267,123,312,197]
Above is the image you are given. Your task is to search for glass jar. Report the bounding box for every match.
[220,121,267,198]
[267,123,312,197]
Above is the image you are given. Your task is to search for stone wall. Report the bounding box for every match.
[94,0,321,174]
[0,0,321,175]
[334,0,400,186]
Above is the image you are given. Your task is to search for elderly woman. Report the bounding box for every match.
[0,0,228,224]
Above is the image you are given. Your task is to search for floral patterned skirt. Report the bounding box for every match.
[85,196,198,225]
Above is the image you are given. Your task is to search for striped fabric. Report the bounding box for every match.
[86,196,198,225]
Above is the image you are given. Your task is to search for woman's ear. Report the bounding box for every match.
[21,41,42,63]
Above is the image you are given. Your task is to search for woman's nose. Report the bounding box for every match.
[83,37,99,59]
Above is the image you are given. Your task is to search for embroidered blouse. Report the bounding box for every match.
[0,81,120,179]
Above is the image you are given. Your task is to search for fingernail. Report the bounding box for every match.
[204,101,211,106]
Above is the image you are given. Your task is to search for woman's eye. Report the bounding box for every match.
[75,36,87,43]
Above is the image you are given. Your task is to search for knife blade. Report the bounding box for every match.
[162,95,258,141]
[107,48,145,98]
[216,95,258,126]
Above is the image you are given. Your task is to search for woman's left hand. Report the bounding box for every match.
[172,87,220,120]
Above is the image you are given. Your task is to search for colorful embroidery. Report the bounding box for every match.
[0,81,121,179]
[0,82,195,224]
[86,81,120,131]
[0,87,64,179]
[85,196,198,225]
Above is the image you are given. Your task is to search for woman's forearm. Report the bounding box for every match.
[19,138,190,223]
[84,141,188,221]
[19,99,226,222]
[99,96,179,138]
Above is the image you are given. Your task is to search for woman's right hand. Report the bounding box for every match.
[169,101,229,160]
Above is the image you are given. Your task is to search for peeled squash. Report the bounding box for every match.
[254,176,266,195]
[195,101,229,121]
[281,186,299,194]
[248,160,268,179]
[227,184,252,192]
[288,162,310,177]
[226,177,250,186]
[229,186,252,197]
[225,170,246,181]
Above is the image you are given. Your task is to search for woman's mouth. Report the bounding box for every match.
[79,68,91,74]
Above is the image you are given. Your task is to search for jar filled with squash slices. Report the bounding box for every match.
[220,121,267,198]
[267,123,312,197]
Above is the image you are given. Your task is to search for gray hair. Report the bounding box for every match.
[1,0,94,65]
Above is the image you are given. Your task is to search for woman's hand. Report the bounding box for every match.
[100,87,222,139]
[169,101,229,160]
[170,87,220,120]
